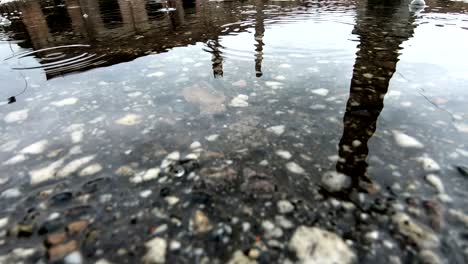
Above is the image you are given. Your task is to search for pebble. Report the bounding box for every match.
[227,250,256,264]
[20,140,48,154]
[205,134,219,141]
[190,141,202,149]
[392,130,424,148]
[0,188,21,199]
[165,196,180,206]
[321,171,351,192]
[143,168,161,181]
[289,226,355,264]
[143,237,167,264]
[115,114,142,126]
[46,232,67,246]
[392,212,439,249]
[311,88,329,96]
[419,250,441,264]
[0,217,8,229]
[48,240,78,261]
[57,155,95,178]
[277,200,294,214]
[229,94,249,107]
[67,220,89,235]
[140,190,152,198]
[425,174,445,193]
[64,251,83,264]
[266,125,285,136]
[417,157,441,172]
[275,150,292,160]
[51,97,78,107]
[286,162,305,174]
[4,109,29,123]
[79,163,103,176]
[191,210,213,234]
[448,209,468,227]
[169,240,181,251]
[3,154,27,165]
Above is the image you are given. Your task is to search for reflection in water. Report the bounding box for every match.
[254,0,265,77]
[336,0,416,191]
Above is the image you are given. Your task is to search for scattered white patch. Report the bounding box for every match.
[147,71,165,77]
[266,125,285,136]
[274,75,286,81]
[392,130,424,148]
[143,237,167,264]
[20,140,48,155]
[275,150,292,160]
[57,155,95,178]
[29,159,65,185]
[65,124,85,143]
[363,73,374,78]
[79,163,103,177]
[115,114,142,126]
[205,134,219,142]
[286,162,305,174]
[277,200,294,214]
[310,104,326,110]
[311,88,329,96]
[166,152,180,161]
[165,196,180,206]
[401,101,412,107]
[278,64,291,68]
[352,140,362,147]
[140,190,152,198]
[51,97,78,107]
[3,154,27,165]
[426,174,445,193]
[4,109,29,123]
[0,188,21,199]
[229,94,249,107]
[259,160,269,166]
[416,157,441,172]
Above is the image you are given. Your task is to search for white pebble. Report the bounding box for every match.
[64,251,83,264]
[20,140,48,154]
[79,163,103,176]
[275,150,292,160]
[416,157,441,172]
[229,95,249,107]
[4,109,29,123]
[286,162,305,174]
[51,97,78,107]
[311,88,329,96]
[190,141,202,149]
[140,190,152,198]
[115,114,142,126]
[0,188,21,199]
[205,134,219,142]
[266,125,285,136]
[277,200,294,214]
[147,71,165,77]
[426,174,445,193]
[392,130,424,148]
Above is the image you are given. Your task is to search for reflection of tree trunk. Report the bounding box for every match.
[80,0,105,37]
[254,0,265,78]
[336,0,416,190]
[168,0,185,27]
[65,0,88,38]
[20,1,50,49]
[207,38,223,78]
[118,0,150,32]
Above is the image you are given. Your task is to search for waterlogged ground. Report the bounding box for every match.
[0,0,468,263]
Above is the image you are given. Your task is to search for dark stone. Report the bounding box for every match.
[38,220,64,235]
[160,187,171,197]
[49,192,73,206]
[82,177,111,193]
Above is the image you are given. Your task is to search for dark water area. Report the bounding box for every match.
[0,0,468,263]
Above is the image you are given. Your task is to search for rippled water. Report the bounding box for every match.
[1,0,468,263]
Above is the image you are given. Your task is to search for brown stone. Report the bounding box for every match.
[67,220,89,235]
[48,240,77,261]
[45,232,67,247]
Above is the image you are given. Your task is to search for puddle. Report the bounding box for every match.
[0,0,468,263]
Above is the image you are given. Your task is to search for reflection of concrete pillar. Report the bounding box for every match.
[118,0,150,32]
[336,0,416,191]
[168,0,185,27]
[65,0,88,37]
[20,1,50,49]
[80,0,105,36]
[254,0,265,78]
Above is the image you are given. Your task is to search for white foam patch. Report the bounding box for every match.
[311,88,329,96]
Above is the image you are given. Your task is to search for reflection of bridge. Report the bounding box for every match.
[1,0,303,79]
